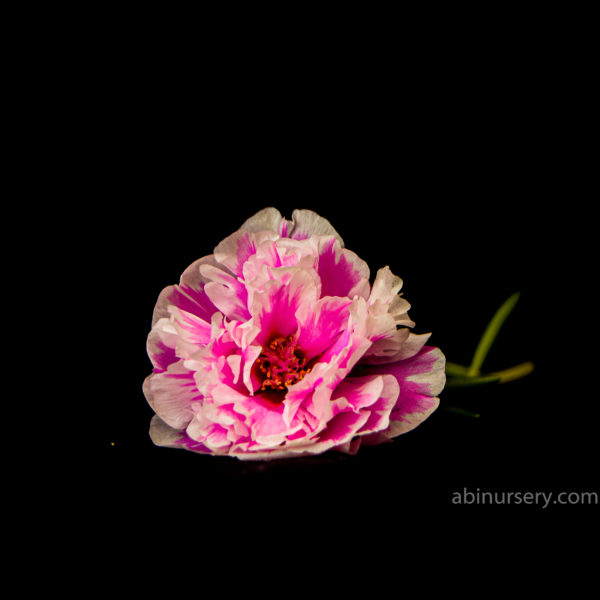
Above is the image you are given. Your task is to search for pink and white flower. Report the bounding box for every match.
[144,208,445,460]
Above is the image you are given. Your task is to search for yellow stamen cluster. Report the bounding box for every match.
[256,335,311,392]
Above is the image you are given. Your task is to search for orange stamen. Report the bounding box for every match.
[257,334,309,392]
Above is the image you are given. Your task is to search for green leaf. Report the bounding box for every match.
[445,374,501,388]
[488,361,535,383]
[442,406,481,418]
[467,291,521,376]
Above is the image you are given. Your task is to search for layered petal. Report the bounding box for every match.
[316,236,370,300]
[146,319,177,372]
[143,361,201,430]
[359,346,445,440]
[289,209,344,246]
[238,207,343,246]
[295,296,353,360]
[251,268,320,346]
[152,256,220,326]
[240,207,293,237]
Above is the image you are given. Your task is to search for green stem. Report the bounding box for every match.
[445,361,470,376]
[488,361,535,383]
[467,291,521,377]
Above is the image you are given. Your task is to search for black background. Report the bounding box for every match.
[53,39,596,550]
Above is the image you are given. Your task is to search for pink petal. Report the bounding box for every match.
[289,209,344,246]
[203,274,250,322]
[213,230,257,277]
[236,395,291,447]
[332,374,386,411]
[296,296,352,360]
[143,361,201,430]
[251,269,320,346]
[355,374,400,435]
[146,320,177,372]
[329,373,399,439]
[152,256,220,326]
[315,410,370,446]
[316,236,370,300]
[214,229,279,277]
[283,325,372,428]
[361,346,445,437]
[362,326,411,364]
[168,305,212,349]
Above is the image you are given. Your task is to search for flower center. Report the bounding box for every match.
[256,334,311,392]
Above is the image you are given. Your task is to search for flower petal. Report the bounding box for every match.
[296,296,352,360]
[240,207,292,237]
[251,269,320,346]
[143,361,201,430]
[152,256,220,326]
[332,374,386,411]
[314,411,370,446]
[360,346,445,438]
[147,319,178,372]
[368,266,414,326]
[201,263,250,321]
[355,374,400,436]
[214,228,281,277]
[316,236,370,300]
[394,332,432,360]
[362,327,411,364]
[149,415,186,448]
[369,266,403,307]
[289,209,344,246]
[236,395,292,448]
[168,305,212,353]
[330,373,400,439]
